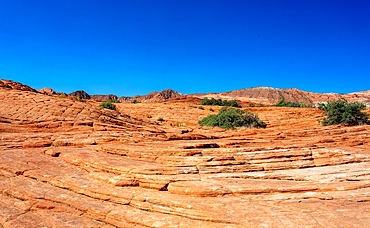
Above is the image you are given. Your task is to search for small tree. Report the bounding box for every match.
[318,99,369,126]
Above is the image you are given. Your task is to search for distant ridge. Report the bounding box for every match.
[197,87,370,107]
[1,79,370,107]
[220,87,314,105]
[120,88,182,103]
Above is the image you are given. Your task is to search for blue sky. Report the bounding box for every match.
[0,0,369,96]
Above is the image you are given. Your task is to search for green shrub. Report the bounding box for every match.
[199,107,266,130]
[274,98,313,108]
[201,97,241,107]
[249,103,255,107]
[198,106,204,110]
[110,99,120,103]
[209,107,214,112]
[318,99,369,126]
[132,99,140,104]
[100,101,116,110]
[274,98,301,107]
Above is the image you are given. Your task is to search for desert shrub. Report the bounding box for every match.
[249,103,255,107]
[274,98,313,108]
[201,97,241,107]
[201,97,221,106]
[100,101,116,110]
[318,99,369,126]
[110,99,120,103]
[132,99,140,104]
[274,98,301,107]
[198,106,204,110]
[157,117,164,121]
[209,107,214,112]
[199,107,266,130]
[222,99,241,107]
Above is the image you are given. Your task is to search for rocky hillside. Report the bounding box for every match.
[0,79,38,92]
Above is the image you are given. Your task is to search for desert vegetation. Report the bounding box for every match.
[274,98,311,108]
[201,97,241,107]
[99,101,116,110]
[199,107,266,129]
[318,99,369,126]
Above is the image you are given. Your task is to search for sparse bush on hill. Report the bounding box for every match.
[199,107,266,130]
[274,98,311,108]
[201,97,241,108]
[100,101,116,110]
[318,99,369,126]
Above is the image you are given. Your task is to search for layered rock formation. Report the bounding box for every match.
[1,79,370,227]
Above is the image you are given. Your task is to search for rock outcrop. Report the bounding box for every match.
[1,79,370,227]
[68,90,91,100]
[0,79,38,92]
[38,87,56,95]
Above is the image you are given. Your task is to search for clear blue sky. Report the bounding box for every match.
[0,0,369,96]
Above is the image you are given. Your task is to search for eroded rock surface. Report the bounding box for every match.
[1,80,370,227]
